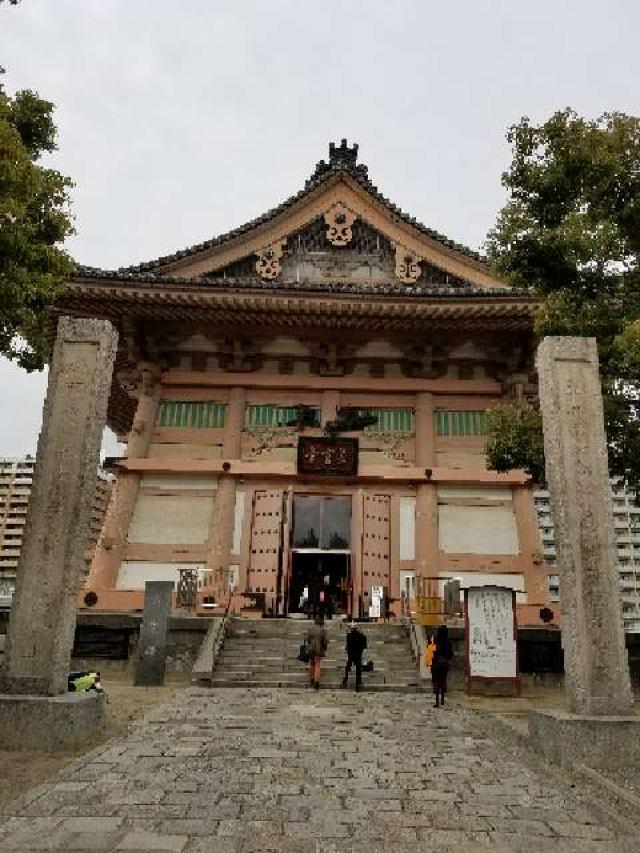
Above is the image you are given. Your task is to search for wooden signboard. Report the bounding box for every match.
[297,437,358,475]
[464,585,519,696]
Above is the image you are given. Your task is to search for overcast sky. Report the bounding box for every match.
[1,0,639,457]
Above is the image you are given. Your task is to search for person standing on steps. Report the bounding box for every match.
[306,615,328,690]
[342,620,367,692]
[431,624,453,708]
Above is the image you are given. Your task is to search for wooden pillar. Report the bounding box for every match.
[513,485,549,603]
[414,392,439,596]
[350,489,363,617]
[205,387,245,601]
[86,365,160,592]
[321,390,340,426]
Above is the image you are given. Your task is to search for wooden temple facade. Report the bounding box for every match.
[58,140,552,625]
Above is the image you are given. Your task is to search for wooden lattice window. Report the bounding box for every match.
[435,410,487,436]
[158,401,227,428]
[245,405,320,429]
[360,408,415,433]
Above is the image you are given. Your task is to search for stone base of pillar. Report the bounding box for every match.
[0,691,106,751]
[530,709,640,771]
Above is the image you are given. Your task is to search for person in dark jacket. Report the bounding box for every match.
[431,624,453,707]
[342,621,367,691]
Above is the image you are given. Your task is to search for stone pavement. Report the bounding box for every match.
[0,687,636,852]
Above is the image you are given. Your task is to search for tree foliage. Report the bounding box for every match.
[486,402,545,484]
[0,79,73,369]
[486,109,640,491]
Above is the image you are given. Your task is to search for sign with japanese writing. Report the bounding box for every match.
[297,437,358,475]
[466,585,517,679]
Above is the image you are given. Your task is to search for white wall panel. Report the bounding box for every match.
[437,571,527,603]
[399,497,416,560]
[128,494,213,544]
[438,504,519,554]
[140,474,218,490]
[232,490,245,555]
[116,561,205,590]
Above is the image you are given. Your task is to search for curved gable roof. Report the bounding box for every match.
[108,140,502,291]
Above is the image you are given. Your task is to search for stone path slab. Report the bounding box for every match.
[0,687,636,852]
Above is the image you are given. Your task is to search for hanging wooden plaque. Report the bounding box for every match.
[297,437,358,475]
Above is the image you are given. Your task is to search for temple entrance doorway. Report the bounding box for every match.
[288,552,350,616]
[287,494,352,616]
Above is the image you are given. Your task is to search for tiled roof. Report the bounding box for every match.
[117,139,486,274]
[71,266,518,299]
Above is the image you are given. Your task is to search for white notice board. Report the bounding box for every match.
[466,586,517,680]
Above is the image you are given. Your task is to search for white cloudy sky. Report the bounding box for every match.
[1,0,639,457]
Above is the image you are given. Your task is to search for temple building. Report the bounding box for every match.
[57,140,551,625]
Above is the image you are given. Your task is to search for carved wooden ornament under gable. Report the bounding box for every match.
[393,242,422,283]
[324,203,357,246]
[255,240,286,280]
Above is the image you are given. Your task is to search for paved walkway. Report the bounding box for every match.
[0,687,636,852]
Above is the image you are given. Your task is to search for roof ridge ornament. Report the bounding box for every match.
[329,139,359,169]
[307,139,369,186]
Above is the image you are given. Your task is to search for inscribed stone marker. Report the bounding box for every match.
[536,337,633,715]
[0,317,118,696]
[135,581,174,686]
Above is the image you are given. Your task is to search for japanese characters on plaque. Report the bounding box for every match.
[467,585,517,679]
[297,437,359,475]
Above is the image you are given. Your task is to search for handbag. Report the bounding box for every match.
[298,643,311,663]
[362,659,374,672]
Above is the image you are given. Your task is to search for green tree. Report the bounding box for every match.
[0,77,74,370]
[486,109,640,491]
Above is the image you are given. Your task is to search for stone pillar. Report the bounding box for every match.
[1,317,118,695]
[88,382,160,590]
[536,337,633,715]
[205,387,245,601]
[414,393,438,596]
[134,581,173,686]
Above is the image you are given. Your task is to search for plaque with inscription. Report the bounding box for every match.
[297,437,358,475]
[464,585,519,696]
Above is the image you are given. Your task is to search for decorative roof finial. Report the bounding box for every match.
[328,139,359,169]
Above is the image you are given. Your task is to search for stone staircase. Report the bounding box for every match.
[210,618,424,692]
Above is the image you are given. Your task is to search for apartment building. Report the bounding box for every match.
[0,456,113,597]
[534,482,640,632]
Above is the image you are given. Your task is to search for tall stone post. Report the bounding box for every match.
[1,317,118,696]
[531,337,638,770]
[205,387,245,603]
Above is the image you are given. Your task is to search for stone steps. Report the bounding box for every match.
[209,617,425,692]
